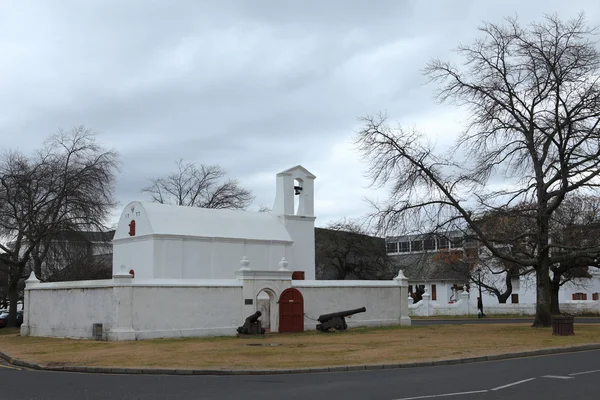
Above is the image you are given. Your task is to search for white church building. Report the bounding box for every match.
[21,166,411,341]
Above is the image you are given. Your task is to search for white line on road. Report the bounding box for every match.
[393,390,488,400]
[542,375,574,380]
[490,378,536,391]
[569,369,600,376]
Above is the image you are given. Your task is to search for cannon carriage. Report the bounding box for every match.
[315,307,366,332]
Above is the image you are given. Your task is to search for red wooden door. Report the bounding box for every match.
[278,288,304,333]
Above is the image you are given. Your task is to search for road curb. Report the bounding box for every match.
[2,344,600,376]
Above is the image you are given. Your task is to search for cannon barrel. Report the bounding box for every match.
[317,307,366,323]
[245,311,262,324]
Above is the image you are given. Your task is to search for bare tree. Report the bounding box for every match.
[142,159,254,210]
[431,247,531,304]
[0,126,118,326]
[37,230,114,282]
[548,194,600,313]
[356,14,600,327]
[316,218,394,280]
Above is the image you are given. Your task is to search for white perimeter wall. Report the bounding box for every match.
[24,281,116,338]
[293,280,409,330]
[131,284,243,339]
[23,278,244,340]
[22,271,411,340]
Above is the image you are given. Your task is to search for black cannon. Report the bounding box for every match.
[237,311,266,335]
[316,307,366,332]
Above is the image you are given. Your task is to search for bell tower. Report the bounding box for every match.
[272,165,315,217]
[272,165,316,279]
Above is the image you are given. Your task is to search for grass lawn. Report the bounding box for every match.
[1,324,599,370]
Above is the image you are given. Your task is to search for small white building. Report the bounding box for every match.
[21,165,411,340]
[113,165,316,280]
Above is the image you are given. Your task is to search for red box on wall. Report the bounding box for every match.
[292,271,305,280]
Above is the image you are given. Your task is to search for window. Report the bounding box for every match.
[424,238,436,251]
[450,236,463,248]
[386,242,398,253]
[593,293,599,301]
[408,285,413,295]
[511,294,519,304]
[572,293,588,300]
[411,240,423,251]
[431,284,437,300]
[399,241,410,252]
[438,237,449,249]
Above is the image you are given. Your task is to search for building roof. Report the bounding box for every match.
[390,252,469,282]
[113,201,293,242]
[277,165,316,179]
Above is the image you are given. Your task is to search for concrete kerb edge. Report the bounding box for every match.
[2,344,600,376]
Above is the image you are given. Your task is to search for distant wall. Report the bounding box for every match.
[409,296,600,317]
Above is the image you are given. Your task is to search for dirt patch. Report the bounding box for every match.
[1,324,599,370]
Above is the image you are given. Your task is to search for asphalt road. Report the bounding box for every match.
[1,349,599,399]
[412,317,600,325]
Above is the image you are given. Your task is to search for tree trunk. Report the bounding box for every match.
[496,271,514,304]
[532,266,552,327]
[7,277,19,328]
[550,272,561,315]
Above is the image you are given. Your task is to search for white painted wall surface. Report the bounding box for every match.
[113,238,154,278]
[22,271,411,341]
[114,234,293,280]
[409,299,600,316]
[293,280,408,330]
[24,281,115,339]
[283,217,316,280]
[22,278,245,340]
[131,286,243,339]
[111,202,300,279]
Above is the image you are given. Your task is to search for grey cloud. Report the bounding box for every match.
[2,0,599,227]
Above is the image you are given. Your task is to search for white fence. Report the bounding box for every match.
[409,292,600,317]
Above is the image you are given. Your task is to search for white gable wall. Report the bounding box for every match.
[113,201,296,279]
[113,238,154,279]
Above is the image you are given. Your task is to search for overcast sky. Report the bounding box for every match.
[2,0,599,230]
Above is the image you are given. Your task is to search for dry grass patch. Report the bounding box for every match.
[1,324,599,370]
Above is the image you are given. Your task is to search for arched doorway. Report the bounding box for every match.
[256,289,275,332]
[279,288,304,333]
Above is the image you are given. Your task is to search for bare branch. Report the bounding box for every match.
[357,14,600,327]
[141,160,254,210]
